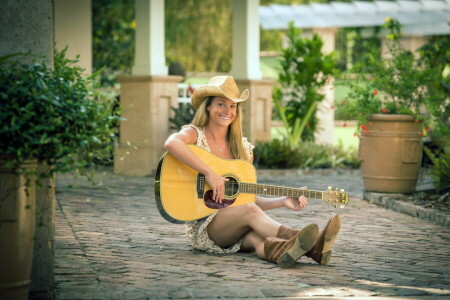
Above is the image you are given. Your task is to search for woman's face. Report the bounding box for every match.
[207,97,237,127]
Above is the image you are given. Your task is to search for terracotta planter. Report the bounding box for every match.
[0,159,37,299]
[359,114,423,193]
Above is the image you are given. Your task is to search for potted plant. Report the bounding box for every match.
[339,19,446,193]
[0,48,118,299]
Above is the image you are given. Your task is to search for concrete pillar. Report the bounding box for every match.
[312,28,337,146]
[30,166,56,300]
[0,0,53,65]
[0,1,55,299]
[236,79,274,143]
[230,0,273,143]
[115,0,184,175]
[114,75,182,176]
[54,0,92,73]
[133,0,168,75]
[231,0,262,80]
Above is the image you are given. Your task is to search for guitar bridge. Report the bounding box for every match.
[197,174,205,199]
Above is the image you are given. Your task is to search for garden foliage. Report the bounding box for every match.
[253,139,360,170]
[273,21,336,148]
[169,103,196,131]
[0,48,119,180]
[423,146,450,193]
[340,19,449,137]
[92,0,135,87]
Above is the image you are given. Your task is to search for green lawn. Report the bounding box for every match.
[333,125,359,149]
[271,125,359,150]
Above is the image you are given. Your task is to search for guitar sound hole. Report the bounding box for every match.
[203,190,236,209]
[224,177,239,197]
[203,176,239,209]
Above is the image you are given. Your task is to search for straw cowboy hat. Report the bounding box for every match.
[191,76,249,109]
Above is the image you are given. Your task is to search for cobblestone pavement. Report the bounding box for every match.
[55,168,450,299]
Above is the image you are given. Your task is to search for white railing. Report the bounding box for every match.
[177,83,202,104]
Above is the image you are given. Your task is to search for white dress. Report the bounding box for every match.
[183,124,255,254]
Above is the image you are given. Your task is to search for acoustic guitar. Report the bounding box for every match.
[154,145,349,223]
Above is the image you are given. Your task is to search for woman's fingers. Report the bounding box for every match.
[216,185,222,203]
[212,177,229,203]
[298,186,308,209]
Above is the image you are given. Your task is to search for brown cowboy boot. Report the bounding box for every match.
[264,223,318,268]
[276,224,299,240]
[306,214,341,265]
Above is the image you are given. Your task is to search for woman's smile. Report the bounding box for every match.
[209,97,236,125]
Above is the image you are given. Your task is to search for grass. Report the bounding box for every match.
[271,125,359,150]
[333,125,359,149]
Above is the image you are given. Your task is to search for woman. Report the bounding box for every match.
[164,76,341,268]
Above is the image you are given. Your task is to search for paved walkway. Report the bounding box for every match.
[55,168,450,299]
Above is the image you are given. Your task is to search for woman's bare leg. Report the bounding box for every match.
[240,230,266,259]
[207,203,281,248]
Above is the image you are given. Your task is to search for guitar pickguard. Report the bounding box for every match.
[203,190,236,209]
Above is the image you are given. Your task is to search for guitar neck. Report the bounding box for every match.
[239,182,324,200]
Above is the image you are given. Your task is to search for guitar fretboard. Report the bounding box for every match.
[238,182,324,200]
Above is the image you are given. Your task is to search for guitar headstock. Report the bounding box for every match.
[322,186,349,208]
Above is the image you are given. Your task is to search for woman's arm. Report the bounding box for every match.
[255,187,308,212]
[255,196,287,210]
[164,127,228,203]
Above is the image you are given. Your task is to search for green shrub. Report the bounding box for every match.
[253,139,360,169]
[340,19,447,135]
[0,48,119,181]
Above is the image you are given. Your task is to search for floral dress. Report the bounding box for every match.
[182,124,255,254]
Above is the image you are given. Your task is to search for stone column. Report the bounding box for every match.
[115,0,185,176]
[0,2,55,299]
[0,0,53,65]
[236,79,274,143]
[312,27,337,145]
[132,0,168,75]
[231,0,262,80]
[54,0,92,73]
[30,166,56,300]
[231,0,273,143]
[114,75,182,176]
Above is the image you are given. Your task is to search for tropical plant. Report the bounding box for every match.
[423,146,450,193]
[169,103,196,131]
[339,18,446,135]
[273,21,336,148]
[0,47,119,182]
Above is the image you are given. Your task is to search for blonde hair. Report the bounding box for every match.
[191,96,249,161]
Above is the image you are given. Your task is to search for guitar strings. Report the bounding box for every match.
[222,181,321,198]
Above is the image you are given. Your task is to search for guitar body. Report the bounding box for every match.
[155,144,257,223]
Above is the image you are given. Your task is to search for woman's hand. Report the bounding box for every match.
[284,186,308,211]
[205,171,229,203]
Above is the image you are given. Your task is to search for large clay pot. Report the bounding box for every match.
[0,159,37,299]
[359,114,423,193]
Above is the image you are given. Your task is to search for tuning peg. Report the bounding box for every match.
[340,205,345,208]
[328,186,332,190]
[340,188,345,193]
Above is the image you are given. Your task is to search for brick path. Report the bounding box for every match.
[55,168,450,299]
